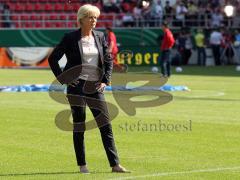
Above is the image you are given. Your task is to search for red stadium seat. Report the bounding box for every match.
[50,14,58,20]
[21,14,29,21]
[121,2,130,12]
[55,22,65,28]
[96,21,106,28]
[35,3,42,11]
[73,3,80,11]
[45,21,53,28]
[59,14,67,20]
[105,21,113,27]
[15,3,24,12]
[44,4,53,11]
[11,15,19,21]
[67,21,77,28]
[8,3,15,11]
[25,3,34,12]
[64,4,72,11]
[54,3,63,11]
[35,21,42,28]
[14,22,21,28]
[93,2,102,10]
[25,21,33,28]
[42,13,50,20]
[69,14,76,20]
[30,14,40,21]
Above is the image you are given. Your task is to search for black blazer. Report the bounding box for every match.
[48,29,113,85]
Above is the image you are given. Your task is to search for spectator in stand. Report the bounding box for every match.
[175,1,188,27]
[186,1,198,26]
[122,11,134,27]
[197,2,207,27]
[133,4,143,27]
[121,0,134,13]
[211,8,223,28]
[150,0,163,27]
[164,0,173,21]
[2,3,11,28]
[211,0,221,9]
[0,2,3,11]
[103,0,120,13]
[142,1,152,27]
[210,28,224,65]
[194,29,206,66]
[203,3,213,27]
[160,21,175,77]
[221,29,235,65]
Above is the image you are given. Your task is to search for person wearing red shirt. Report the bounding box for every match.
[106,27,127,72]
[106,27,118,64]
[160,21,175,77]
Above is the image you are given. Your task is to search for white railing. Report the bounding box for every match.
[0,13,239,28]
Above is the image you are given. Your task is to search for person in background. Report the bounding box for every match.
[164,0,173,21]
[133,4,143,27]
[194,29,206,66]
[175,31,186,65]
[183,31,193,65]
[122,11,134,27]
[211,8,223,28]
[2,3,11,28]
[150,0,163,27]
[221,29,234,65]
[160,21,175,77]
[234,30,240,64]
[106,27,128,72]
[48,4,129,174]
[210,28,223,65]
[175,1,188,27]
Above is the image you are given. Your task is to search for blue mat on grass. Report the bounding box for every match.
[0,84,190,92]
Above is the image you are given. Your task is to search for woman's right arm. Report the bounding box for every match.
[48,34,67,84]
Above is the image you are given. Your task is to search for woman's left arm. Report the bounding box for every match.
[101,33,113,86]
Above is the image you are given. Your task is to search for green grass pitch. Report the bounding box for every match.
[0,66,240,180]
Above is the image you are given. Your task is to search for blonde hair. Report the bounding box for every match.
[77,4,100,27]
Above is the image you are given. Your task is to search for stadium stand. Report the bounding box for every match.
[0,0,239,28]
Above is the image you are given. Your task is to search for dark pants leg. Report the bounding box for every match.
[86,92,119,167]
[67,80,119,167]
[212,45,221,65]
[197,47,206,66]
[182,49,192,65]
[160,50,171,77]
[71,105,87,166]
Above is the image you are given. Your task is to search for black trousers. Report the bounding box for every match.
[160,50,171,77]
[197,47,206,66]
[211,45,221,65]
[67,80,119,167]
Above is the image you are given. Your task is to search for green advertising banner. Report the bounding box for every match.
[0,28,164,66]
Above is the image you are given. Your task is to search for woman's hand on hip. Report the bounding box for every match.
[69,79,80,87]
[96,82,107,93]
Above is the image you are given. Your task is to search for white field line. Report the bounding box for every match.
[109,166,240,180]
